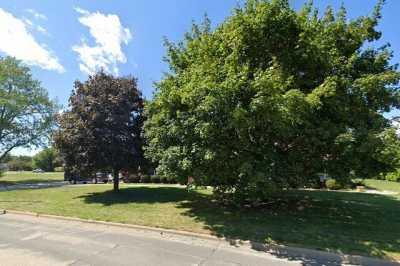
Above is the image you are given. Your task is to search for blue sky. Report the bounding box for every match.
[1,0,399,155]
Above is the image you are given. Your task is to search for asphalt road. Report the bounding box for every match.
[0,182,67,192]
[0,213,301,266]
[0,213,397,266]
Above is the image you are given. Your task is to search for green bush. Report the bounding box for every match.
[124,174,140,183]
[140,175,151,183]
[306,177,323,189]
[151,175,160,183]
[384,170,400,182]
[325,179,342,190]
[159,177,178,184]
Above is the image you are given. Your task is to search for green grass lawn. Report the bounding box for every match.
[364,179,400,195]
[0,183,399,261]
[0,171,64,185]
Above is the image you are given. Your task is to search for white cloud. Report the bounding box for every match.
[23,17,33,26]
[23,17,49,36]
[0,8,64,72]
[74,7,89,15]
[36,25,48,35]
[25,9,47,20]
[72,7,132,75]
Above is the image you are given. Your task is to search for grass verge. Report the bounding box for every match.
[364,179,400,195]
[0,171,64,185]
[0,183,399,261]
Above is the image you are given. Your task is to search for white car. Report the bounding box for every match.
[33,168,44,173]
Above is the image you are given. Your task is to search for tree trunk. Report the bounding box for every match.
[113,169,119,192]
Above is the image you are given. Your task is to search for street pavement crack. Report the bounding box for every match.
[94,243,120,256]
[198,241,221,266]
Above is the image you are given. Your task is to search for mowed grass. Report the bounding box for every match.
[365,179,400,195]
[0,183,399,261]
[0,171,64,185]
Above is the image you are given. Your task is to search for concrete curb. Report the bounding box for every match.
[3,209,399,266]
[4,209,220,241]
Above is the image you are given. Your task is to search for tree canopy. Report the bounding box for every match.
[144,0,400,203]
[3,155,33,171]
[54,71,145,191]
[374,126,400,182]
[32,147,62,172]
[0,57,58,161]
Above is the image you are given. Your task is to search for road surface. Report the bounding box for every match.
[0,181,67,192]
[0,213,395,266]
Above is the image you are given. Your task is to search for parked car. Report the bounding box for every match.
[92,172,112,184]
[64,169,89,184]
[32,168,44,173]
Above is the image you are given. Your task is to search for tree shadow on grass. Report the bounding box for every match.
[179,190,400,264]
[78,186,400,265]
[77,186,192,205]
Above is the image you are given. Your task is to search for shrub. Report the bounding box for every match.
[306,177,323,189]
[125,174,140,183]
[325,179,342,190]
[158,177,178,184]
[384,170,400,182]
[140,175,151,183]
[151,175,160,183]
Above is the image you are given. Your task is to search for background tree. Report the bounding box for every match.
[144,0,400,203]
[0,57,58,161]
[374,127,400,182]
[32,147,61,172]
[4,155,33,171]
[54,71,144,191]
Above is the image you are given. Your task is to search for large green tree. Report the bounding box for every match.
[32,147,62,172]
[144,0,400,203]
[0,57,57,161]
[54,71,145,191]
